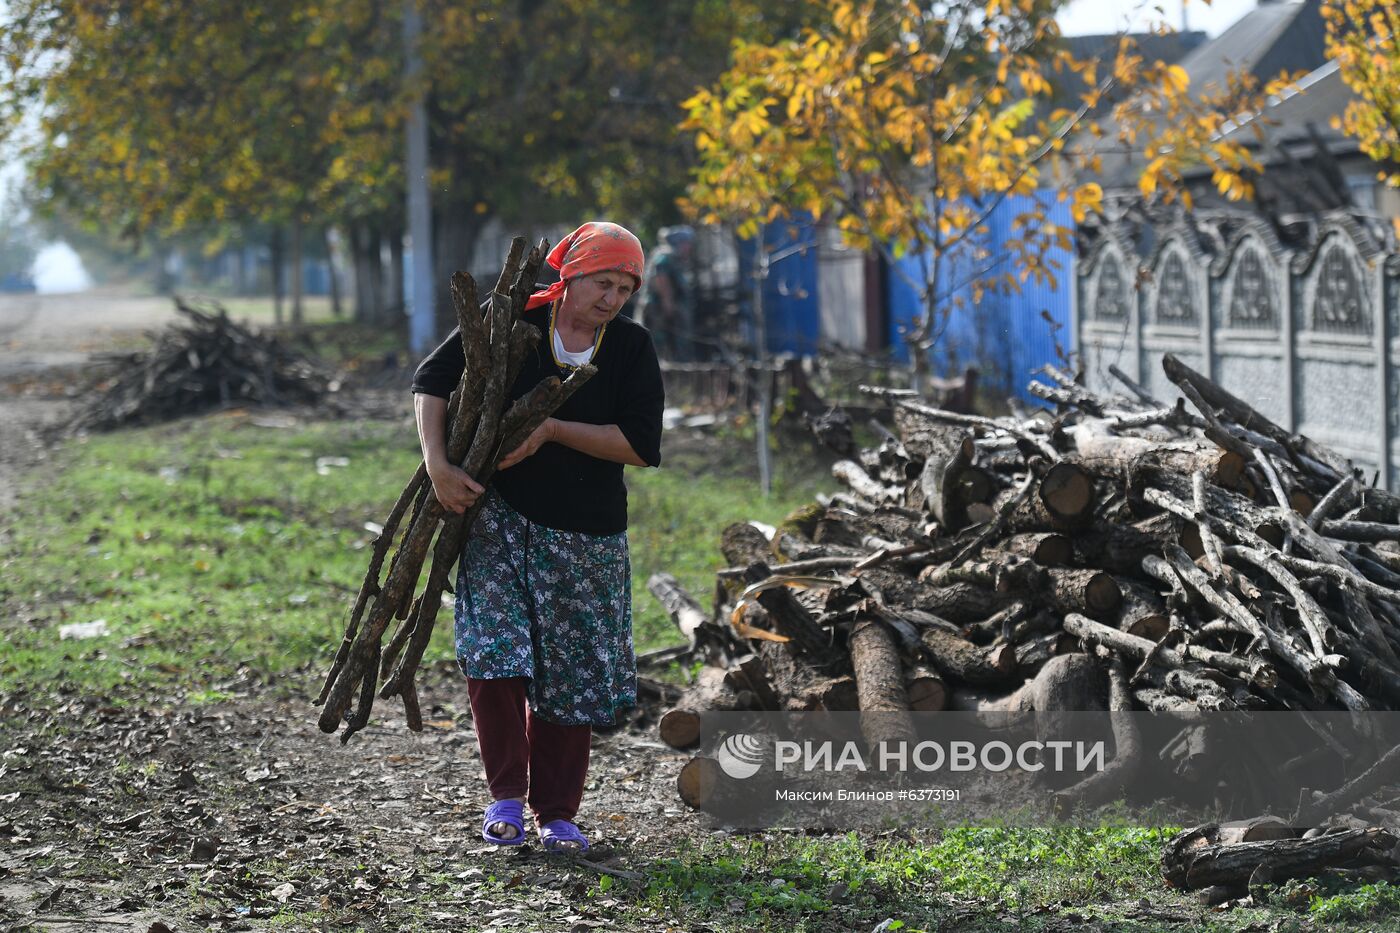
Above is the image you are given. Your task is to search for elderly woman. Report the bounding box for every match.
[410,222,664,853]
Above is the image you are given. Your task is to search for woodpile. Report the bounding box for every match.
[657,352,1400,816]
[315,238,593,743]
[74,298,334,431]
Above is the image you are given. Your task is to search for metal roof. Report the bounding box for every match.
[1176,0,1327,95]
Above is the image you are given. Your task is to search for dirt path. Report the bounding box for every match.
[1,666,736,932]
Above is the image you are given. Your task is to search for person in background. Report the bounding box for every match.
[640,225,695,360]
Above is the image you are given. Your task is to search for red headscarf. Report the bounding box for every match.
[525,221,646,311]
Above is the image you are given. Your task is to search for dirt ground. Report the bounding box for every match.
[1,665,725,932]
[0,293,875,933]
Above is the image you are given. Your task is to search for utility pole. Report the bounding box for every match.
[403,0,435,355]
[752,223,773,499]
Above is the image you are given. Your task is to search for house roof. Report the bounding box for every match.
[1175,0,1327,95]
[1062,31,1208,68]
[1222,60,1354,146]
[1053,31,1206,108]
[1091,0,1337,191]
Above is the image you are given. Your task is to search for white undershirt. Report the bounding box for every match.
[553,326,596,366]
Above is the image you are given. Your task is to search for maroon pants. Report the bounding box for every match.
[466,676,592,825]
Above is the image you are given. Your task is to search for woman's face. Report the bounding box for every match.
[560,271,637,328]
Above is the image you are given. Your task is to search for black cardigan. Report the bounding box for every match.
[411,302,664,535]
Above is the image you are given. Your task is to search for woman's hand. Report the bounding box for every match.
[497,419,556,470]
[427,460,484,514]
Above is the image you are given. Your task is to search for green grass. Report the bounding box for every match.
[651,826,1171,926]
[205,293,340,327]
[617,825,1391,932]
[1309,880,1400,924]
[0,412,829,702]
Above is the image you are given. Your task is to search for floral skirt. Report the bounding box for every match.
[454,487,636,727]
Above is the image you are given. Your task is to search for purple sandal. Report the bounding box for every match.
[482,799,527,846]
[539,819,590,853]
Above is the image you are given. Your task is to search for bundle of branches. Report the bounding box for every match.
[74,297,333,431]
[655,352,1400,814]
[315,238,595,743]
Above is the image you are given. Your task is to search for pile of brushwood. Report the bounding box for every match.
[73,297,334,431]
[653,355,1400,892]
[315,239,598,743]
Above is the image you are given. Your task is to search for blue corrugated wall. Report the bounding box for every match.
[737,218,822,356]
[885,192,1075,401]
[734,193,1074,397]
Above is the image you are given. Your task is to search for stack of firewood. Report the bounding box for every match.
[655,353,1400,819]
[315,238,596,743]
[74,298,334,431]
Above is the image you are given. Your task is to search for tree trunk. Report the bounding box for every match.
[270,226,285,326]
[388,225,405,318]
[290,216,305,326]
[349,225,370,323]
[367,227,386,325]
[234,245,249,295]
[435,210,484,340]
[325,228,343,319]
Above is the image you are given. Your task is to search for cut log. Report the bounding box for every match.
[720,522,773,567]
[850,615,917,749]
[659,667,743,750]
[1043,568,1123,618]
[905,665,949,711]
[916,428,974,529]
[1014,632,1078,675]
[1052,652,1140,810]
[1216,816,1297,845]
[1070,425,1247,489]
[1116,580,1169,640]
[909,582,1008,624]
[833,459,901,504]
[648,572,735,666]
[1162,823,1397,890]
[792,675,860,711]
[1009,462,1096,531]
[919,626,1018,687]
[1073,521,1175,576]
[1004,532,1073,567]
[677,756,724,809]
[724,653,783,711]
[850,616,909,711]
[745,564,845,671]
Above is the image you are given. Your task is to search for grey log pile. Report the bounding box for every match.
[658,354,1400,831]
